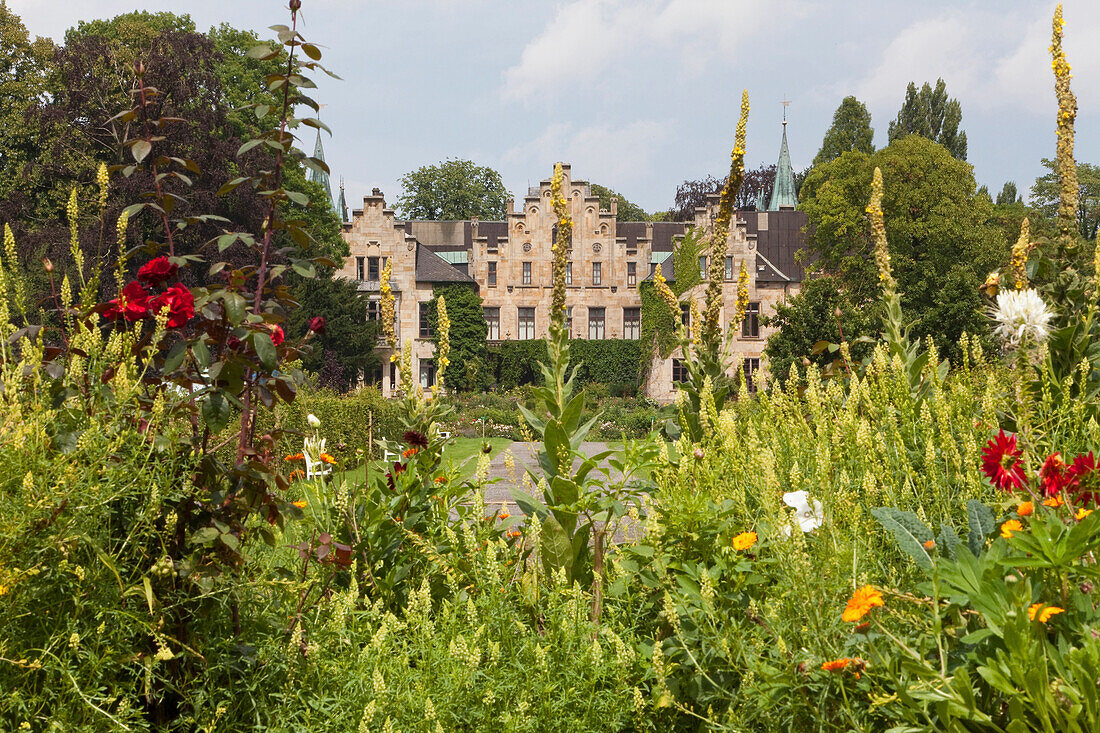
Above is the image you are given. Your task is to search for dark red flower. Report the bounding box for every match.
[268,324,285,346]
[137,256,178,285]
[149,283,194,328]
[104,280,150,321]
[981,430,1026,492]
[226,335,242,351]
[1067,452,1098,505]
[1040,453,1069,497]
[309,316,326,334]
[404,430,428,448]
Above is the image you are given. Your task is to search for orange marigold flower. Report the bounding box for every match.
[1043,495,1065,507]
[292,500,307,509]
[403,447,418,458]
[1017,501,1034,517]
[319,453,336,465]
[821,658,852,672]
[285,453,304,462]
[499,511,511,520]
[288,469,305,481]
[433,476,447,484]
[922,540,935,550]
[1075,508,1093,521]
[1028,603,1065,622]
[732,531,758,551]
[842,586,884,622]
[506,530,521,539]
[1000,519,1023,538]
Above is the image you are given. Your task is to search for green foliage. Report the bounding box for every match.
[996,181,1019,205]
[589,183,649,221]
[396,159,508,220]
[799,136,1007,358]
[639,227,705,372]
[0,4,53,203]
[287,276,377,392]
[427,284,489,391]
[762,275,878,384]
[813,95,875,167]
[888,78,968,160]
[271,386,400,458]
[493,339,643,392]
[1030,158,1100,241]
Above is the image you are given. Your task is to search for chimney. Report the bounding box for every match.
[610,196,618,218]
[506,197,514,215]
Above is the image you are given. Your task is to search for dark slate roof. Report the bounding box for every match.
[744,209,810,283]
[415,245,477,284]
[616,222,647,250]
[477,221,508,250]
[652,221,687,252]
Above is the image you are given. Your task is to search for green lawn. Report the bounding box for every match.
[336,436,513,486]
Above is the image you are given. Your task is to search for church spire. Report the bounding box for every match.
[337,177,348,223]
[767,105,798,211]
[309,129,335,212]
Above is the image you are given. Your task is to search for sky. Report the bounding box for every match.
[9,0,1100,214]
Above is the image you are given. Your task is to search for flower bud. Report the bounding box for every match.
[289,0,301,10]
[42,257,54,273]
[307,413,321,428]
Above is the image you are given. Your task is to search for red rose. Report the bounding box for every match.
[137,256,178,285]
[150,283,195,328]
[104,280,150,321]
[309,316,326,334]
[269,324,285,346]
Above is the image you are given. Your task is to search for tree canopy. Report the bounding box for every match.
[1031,159,1100,242]
[288,277,380,392]
[798,135,1006,355]
[589,183,648,221]
[813,96,874,167]
[396,159,508,221]
[887,79,967,160]
[0,9,344,306]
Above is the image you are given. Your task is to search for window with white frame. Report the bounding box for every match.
[518,307,535,340]
[588,307,605,339]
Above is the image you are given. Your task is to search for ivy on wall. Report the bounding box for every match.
[490,339,642,391]
[638,227,705,376]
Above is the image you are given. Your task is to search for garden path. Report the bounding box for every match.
[481,441,615,514]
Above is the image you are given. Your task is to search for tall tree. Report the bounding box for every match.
[996,181,1020,206]
[288,276,380,392]
[1030,159,1100,241]
[887,79,967,160]
[672,175,722,221]
[813,96,874,167]
[0,4,53,202]
[589,183,648,221]
[798,136,1005,355]
[396,159,508,220]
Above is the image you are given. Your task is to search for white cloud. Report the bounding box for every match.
[500,119,669,189]
[501,0,805,102]
[848,2,1100,118]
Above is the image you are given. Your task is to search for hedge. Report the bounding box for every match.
[491,339,642,392]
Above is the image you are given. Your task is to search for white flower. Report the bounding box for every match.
[991,289,1054,346]
[307,413,321,428]
[782,490,824,533]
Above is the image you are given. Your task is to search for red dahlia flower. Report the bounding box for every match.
[150,283,195,328]
[1039,453,1069,497]
[309,316,326,334]
[137,256,178,284]
[104,280,150,321]
[1067,452,1098,505]
[981,430,1026,491]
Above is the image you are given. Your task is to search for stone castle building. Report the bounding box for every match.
[324,122,807,402]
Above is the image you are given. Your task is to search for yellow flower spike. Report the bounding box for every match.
[435,295,450,389]
[1051,3,1078,252]
[1010,218,1032,290]
[549,163,571,327]
[97,162,110,212]
[868,167,894,288]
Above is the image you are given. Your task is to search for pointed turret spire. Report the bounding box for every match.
[767,105,798,211]
[337,177,348,223]
[309,129,335,212]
